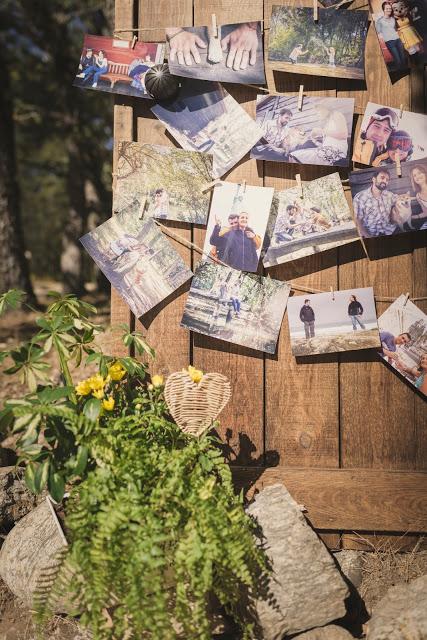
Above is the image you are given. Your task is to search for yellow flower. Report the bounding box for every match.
[187,365,203,384]
[108,362,126,381]
[75,379,92,396]
[103,396,115,411]
[92,388,105,399]
[151,374,164,388]
[88,374,106,391]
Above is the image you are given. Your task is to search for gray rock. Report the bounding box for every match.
[293,625,354,639]
[0,467,40,534]
[366,574,427,640]
[333,550,365,589]
[247,484,349,640]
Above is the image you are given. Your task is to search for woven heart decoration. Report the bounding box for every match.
[164,371,231,437]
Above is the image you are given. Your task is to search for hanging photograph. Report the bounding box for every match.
[370,0,427,77]
[287,288,381,357]
[263,173,359,267]
[166,21,265,84]
[73,34,165,98]
[151,80,263,178]
[349,159,427,237]
[378,294,427,396]
[267,5,369,80]
[80,213,192,317]
[352,102,427,167]
[251,94,354,167]
[203,182,274,272]
[181,261,290,354]
[113,142,213,224]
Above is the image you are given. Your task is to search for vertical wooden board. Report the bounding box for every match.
[263,0,340,469]
[191,0,265,465]
[110,0,135,357]
[133,0,194,376]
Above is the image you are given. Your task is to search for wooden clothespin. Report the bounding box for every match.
[330,286,335,301]
[395,149,402,177]
[242,178,247,193]
[295,173,303,198]
[313,0,318,22]
[131,35,137,49]
[403,292,410,306]
[298,85,304,111]
[211,14,218,37]
[399,104,404,119]
[202,178,221,193]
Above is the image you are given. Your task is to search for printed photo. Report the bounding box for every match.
[349,159,427,237]
[181,261,290,353]
[166,21,265,84]
[113,142,213,224]
[370,0,427,77]
[151,80,263,178]
[287,288,381,356]
[203,181,274,272]
[263,173,359,267]
[378,294,427,396]
[251,94,354,167]
[73,35,164,98]
[268,5,369,80]
[80,213,192,317]
[353,102,427,167]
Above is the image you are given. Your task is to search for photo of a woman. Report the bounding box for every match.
[410,164,427,230]
[375,2,407,69]
[348,294,366,331]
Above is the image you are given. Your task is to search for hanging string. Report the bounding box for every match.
[153,220,427,303]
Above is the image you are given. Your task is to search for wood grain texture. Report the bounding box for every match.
[233,467,427,531]
[192,0,265,466]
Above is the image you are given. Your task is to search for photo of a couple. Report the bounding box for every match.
[251,95,354,167]
[349,159,427,237]
[287,288,380,356]
[203,181,274,272]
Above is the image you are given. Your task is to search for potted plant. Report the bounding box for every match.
[0,290,268,639]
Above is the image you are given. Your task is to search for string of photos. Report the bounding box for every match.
[75,1,427,398]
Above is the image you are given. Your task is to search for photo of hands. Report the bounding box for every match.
[165,21,265,84]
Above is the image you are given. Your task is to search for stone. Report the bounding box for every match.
[366,574,427,640]
[333,550,365,589]
[0,467,40,534]
[246,484,349,640]
[292,625,354,639]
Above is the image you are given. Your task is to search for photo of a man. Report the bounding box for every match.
[300,299,316,339]
[353,107,398,165]
[352,168,398,237]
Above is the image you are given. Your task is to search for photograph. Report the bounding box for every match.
[203,181,274,272]
[151,80,263,178]
[263,173,359,267]
[352,102,427,167]
[112,142,213,224]
[378,294,427,396]
[181,261,291,353]
[268,5,369,80]
[370,0,427,77]
[287,287,381,356]
[349,158,427,237]
[80,212,193,317]
[251,94,355,167]
[73,34,165,98]
[166,21,265,84]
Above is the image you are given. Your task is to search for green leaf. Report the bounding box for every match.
[37,387,74,403]
[49,471,65,503]
[74,445,89,476]
[0,289,26,315]
[83,398,101,422]
[34,459,50,494]
[20,414,42,444]
[25,463,37,493]
[20,443,43,457]
[12,413,33,433]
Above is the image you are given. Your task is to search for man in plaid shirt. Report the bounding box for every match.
[353,168,398,237]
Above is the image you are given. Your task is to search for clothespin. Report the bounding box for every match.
[313,0,318,22]
[403,292,410,306]
[211,14,218,37]
[202,178,221,193]
[330,286,335,301]
[395,149,402,177]
[242,178,247,193]
[295,173,303,198]
[399,104,404,119]
[112,171,118,191]
[131,35,137,49]
[298,85,304,111]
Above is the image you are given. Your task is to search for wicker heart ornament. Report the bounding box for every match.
[164,371,231,437]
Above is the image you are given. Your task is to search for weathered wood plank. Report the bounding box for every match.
[233,467,427,531]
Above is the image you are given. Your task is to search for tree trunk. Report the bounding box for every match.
[0,49,35,302]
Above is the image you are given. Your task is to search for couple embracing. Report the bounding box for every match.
[209,212,261,272]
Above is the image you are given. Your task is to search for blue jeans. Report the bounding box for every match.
[351,315,365,330]
[231,297,241,313]
[304,321,315,339]
[83,64,108,83]
[385,38,406,68]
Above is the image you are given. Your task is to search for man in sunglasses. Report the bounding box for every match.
[353,107,399,165]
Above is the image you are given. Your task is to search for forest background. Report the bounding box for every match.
[0,0,116,303]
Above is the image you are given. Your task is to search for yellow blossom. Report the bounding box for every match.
[75,379,92,396]
[103,396,115,411]
[92,388,105,399]
[108,362,126,381]
[151,374,164,388]
[88,374,106,391]
[187,365,203,384]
